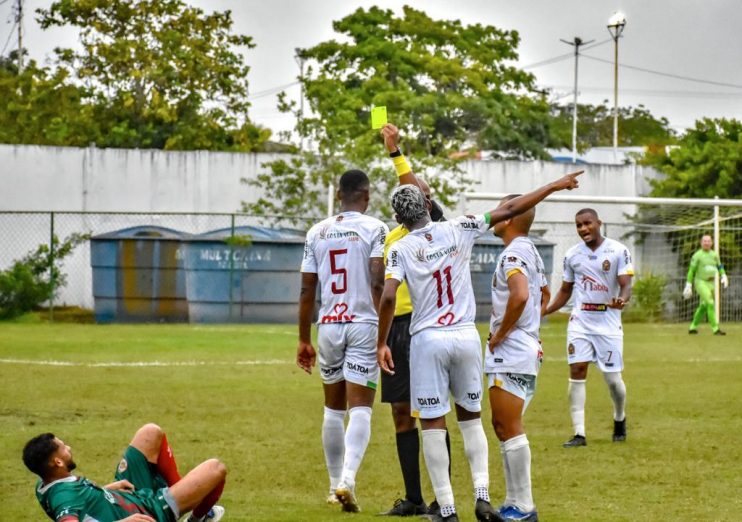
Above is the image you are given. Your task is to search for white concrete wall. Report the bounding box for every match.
[0,144,661,309]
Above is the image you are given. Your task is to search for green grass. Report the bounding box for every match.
[1,321,741,521]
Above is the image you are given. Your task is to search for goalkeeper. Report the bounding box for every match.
[683,235,728,335]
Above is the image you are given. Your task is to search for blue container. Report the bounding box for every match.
[470,233,554,322]
[183,226,306,323]
[90,226,189,323]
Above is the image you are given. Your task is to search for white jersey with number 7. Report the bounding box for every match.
[385,214,490,336]
[301,211,389,325]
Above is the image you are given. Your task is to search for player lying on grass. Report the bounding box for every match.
[23,423,227,522]
[377,171,582,522]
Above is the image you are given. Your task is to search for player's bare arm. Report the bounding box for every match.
[486,171,583,228]
[121,516,156,522]
[545,281,574,315]
[608,274,633,310]
[377,278,401,375]
[103,479,135,492]
[489,272,529,351]
[297,272,318,374]
[369,257,385,313]
[540,284,551,317]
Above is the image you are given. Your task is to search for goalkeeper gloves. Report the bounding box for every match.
[683,282,693,300]
[721,274,729,289]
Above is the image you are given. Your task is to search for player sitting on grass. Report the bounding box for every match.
[23,423,226,522]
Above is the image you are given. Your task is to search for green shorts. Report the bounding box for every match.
[114,446,178,522]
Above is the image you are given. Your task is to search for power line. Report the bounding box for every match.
[521,38,610,70]
[0,19,16,56]
[546,85,742,99]
[581,54,742,90]
[247,81,299,100]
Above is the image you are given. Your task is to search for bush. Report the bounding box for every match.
[631,272,667,322]
[0,234,88,319]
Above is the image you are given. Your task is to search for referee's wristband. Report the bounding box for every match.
[392,154,412,177]
[389,148,402,158]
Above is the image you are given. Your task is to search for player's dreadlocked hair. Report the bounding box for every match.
[391,185,428,227]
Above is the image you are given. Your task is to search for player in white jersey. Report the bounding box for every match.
[297,169,390,512]
[544,208,634,447]
[486,195,549,522]
[377,170,582,522]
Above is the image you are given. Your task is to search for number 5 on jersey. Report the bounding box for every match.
[330,249,348,294]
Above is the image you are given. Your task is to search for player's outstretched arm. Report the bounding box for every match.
[489,272,529,351]
[297,272,318,374]
[377,278,401,375]
[486,170,583,228]
[120,515,156,522]
[380,123,424,188]
[545,281,574,315]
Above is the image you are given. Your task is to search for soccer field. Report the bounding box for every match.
[1,320,741,521]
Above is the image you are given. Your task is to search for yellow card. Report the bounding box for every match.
[371,106,387,129]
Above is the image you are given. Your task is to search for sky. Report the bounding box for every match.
[3,0,742,139]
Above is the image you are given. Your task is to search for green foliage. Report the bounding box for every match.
[550,101,676,151]
[0,234,88,319]
[1,0,269,150]
[630,272,667,321]
[646,118,742,199]
[245,6,558,224]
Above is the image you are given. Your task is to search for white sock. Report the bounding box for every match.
[422,429,455,512]
[568,378,586,436]
[458,418,490,502]
[340,406,372,489]
[500,441,516,507]
[503,434,534,513]
[322,407,346,492]
[603,372,626,421]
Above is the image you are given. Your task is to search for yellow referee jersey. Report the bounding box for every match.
[383,224,413,316]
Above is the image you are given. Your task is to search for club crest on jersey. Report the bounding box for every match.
[568,343,575,355]
[581,274,609,292]
[320,302,356,323]
[425,233,433,242]
[437,312,456,326]
[335,215,344,222]
[602,259,611,272]
[117,458,128,473]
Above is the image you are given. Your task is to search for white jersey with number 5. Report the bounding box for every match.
[563,237,634,336]
[385,214,490,336]
[301,211,389,325]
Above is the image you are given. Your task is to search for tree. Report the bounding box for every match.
[1,0,269,151]
[549,101,676,151]
[244,5,558,224]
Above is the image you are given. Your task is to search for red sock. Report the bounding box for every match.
[192,478,225,518]
[156,434,181,486]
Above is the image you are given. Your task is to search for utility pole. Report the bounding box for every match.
[294,48,305,152]
[16,0,24,71]
[607,12,627,160]
[560,36,593,163]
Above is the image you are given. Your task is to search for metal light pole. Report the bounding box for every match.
[560,37,593,163]
[607,12,626,159]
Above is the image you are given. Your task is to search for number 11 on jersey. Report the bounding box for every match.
[433,266,454,307]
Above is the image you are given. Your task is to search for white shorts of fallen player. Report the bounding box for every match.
[317,322,380,388]
[566,333,624,372]
[409,325,483,419]
[487,372,537,413]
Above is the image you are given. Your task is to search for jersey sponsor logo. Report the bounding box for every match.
[417,396,441,406]
[581,274,609,292]
[494,358,503,363]
[460,220,479,230]
[568,343,575,354]
[319,227,360,241]
[624,249,631,264]
[506,373,529,387]
[346,361,369,375]
[602,259,611,272]
[437,312,456,326]
[581,303,608,312]
[321,365,342,377]
[588,255,597,260]
[467,391,481,401]
[117,458,128,473]
[389,249,399,267]
[320,303,356,323]
[417,245,458,262]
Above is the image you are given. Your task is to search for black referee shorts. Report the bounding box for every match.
[381,313,412,404]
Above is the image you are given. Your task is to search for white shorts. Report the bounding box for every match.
[487,372,537,413]
[409,326,483,419]
[567,333,624,372]
[317,322,379,388]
